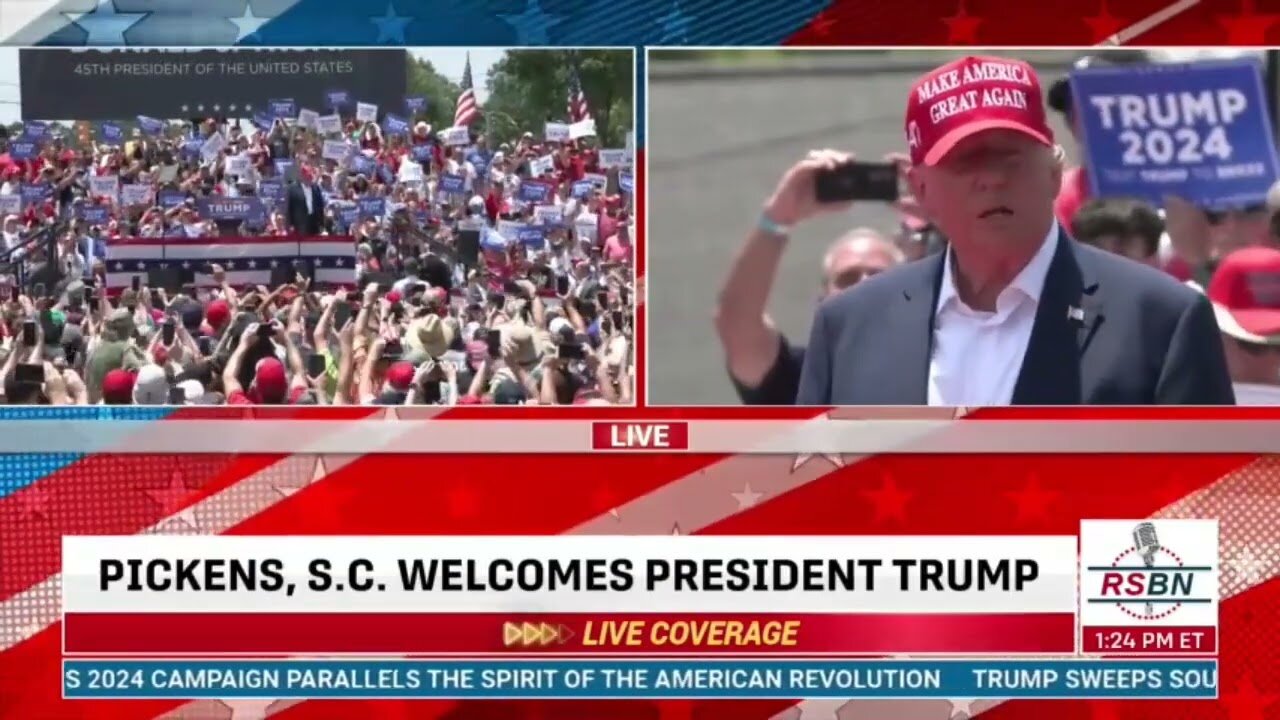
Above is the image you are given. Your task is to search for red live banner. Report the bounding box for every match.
[62,612,1074,655]
[591,422,690,450]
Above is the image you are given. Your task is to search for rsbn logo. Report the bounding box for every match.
[1087,522,1214,621]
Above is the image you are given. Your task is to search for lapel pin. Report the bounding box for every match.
[1067,306,1085,323]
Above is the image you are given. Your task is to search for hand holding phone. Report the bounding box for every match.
[815,161,899,204]
[162,319,176,345]
[486,329,502,359]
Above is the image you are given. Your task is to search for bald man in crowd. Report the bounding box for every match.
[715,226,902,405]
[771,55,1233,405]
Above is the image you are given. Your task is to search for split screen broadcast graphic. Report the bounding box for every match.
[61,522,1219,700]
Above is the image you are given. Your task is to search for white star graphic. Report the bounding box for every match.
[948,698,978,718]
[213,104,222,112]
[229,3,270,42]
[499,0,558,44]
[270,259,280,268]
[790,700,847,719]
[247,260,257,269]
[656,0,692,42]
[1227,545,1270,586]
[180,104,190,113]
[218,699,277,720]
[671,523,682,536]
[731,482,762,509]
[791,453,844,472]
[64,0,147,45]
[370,2,412,44]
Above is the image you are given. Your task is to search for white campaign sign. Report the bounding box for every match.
[569,118,597,139]
[199,132,226,162]
[90,175,119,201]
[121,184,153,206]
[356,102,379,123]
[322,140,350,162]
[545,122,570,142]
[296,108,320,130]
[442,126,470,146]
[598,149,629,169]
[224,154,251,176]
[317,113,342,135]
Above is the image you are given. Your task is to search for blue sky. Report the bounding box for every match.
[0,47,503,124]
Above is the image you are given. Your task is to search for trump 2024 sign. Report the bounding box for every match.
[1071,59,1280,210]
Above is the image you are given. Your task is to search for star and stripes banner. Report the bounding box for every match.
[454,53,480,128]
[103,235,357,289]
[567,60,593,124]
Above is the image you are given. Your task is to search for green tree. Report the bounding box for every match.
[405,52,463,131]
[481,50,632,148]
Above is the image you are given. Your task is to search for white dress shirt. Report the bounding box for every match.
[927,221,1060,406]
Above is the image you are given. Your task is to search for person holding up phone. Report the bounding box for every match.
[715,158,907,404]
[793,55,1232,406]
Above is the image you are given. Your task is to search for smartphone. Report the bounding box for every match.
[167,386,186,405]
[486,329,502,359]
[815,161,899,203]
[87,296,99,312]
[64,346,78,366]
[555,275,570,296]
[307,353,327,378]
[162,319,176,345]
[33,283,45,299]
[151,289,163,308]
[332,302,353,329]
[611,310,624,330]
[14,363,43,385]
[8,286,18,302]
[596,291,609,309]
[131,275,141,292]
[257,323,275,339]
[489,292,506,309]
[503,280,521,295]
[558,342,585,361]
[22,319,36,347]
[620,287,629,306]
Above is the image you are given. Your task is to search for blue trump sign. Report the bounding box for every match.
[1072,59,1280,209]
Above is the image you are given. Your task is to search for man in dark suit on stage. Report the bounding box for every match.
[286,167,325,236]
[774,55,1234,405]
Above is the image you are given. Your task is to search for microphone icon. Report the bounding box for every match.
[1132,522,1160,616]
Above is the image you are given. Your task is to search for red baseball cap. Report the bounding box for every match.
[385,361,415,391]
[904,55,1054,166]
[253,357,289,403]
[1206,246,1280,343]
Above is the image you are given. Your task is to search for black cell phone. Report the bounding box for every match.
[257,323,275,339]
[33,283,45,299]
[555,275,570,296]
[167,386,186,405]
[815,161,899,203]
[307,353,326,378]
[620,287,629,306]
[489,292,506,308]
[381,339,403,361]
[64,346,78,366]
[8,286,18,302]
[151,289,163,308]
[131,275,141,292]
[558,342,585,361]
[486,329,502,359]
[162,319,176,345]
[22,319,36,347]
[503,280,521,295]
[611,310,624,329]
[83,277,96,289]
[87,296,99,312]
[14,363,43,385]
[332,302,353,329]
[596,291,609,309]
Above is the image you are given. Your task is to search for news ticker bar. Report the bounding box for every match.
[11,419,1280,453]
[62,659,1220,700]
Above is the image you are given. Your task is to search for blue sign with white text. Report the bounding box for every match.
[1072,59,1280,209]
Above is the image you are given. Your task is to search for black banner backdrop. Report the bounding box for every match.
[19,49,408,121]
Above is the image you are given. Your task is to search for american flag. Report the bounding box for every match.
[454,53,480,128]
[567,60,592,123]
[103,235,357,290]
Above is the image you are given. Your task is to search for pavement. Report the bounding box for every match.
[645,51,1083,405]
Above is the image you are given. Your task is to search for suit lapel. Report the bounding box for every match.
[1011,233,1102,404]
[881,253,945,404]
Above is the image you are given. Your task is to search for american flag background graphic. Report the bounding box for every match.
[0,405,1278,720]
[453,53,480,128]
